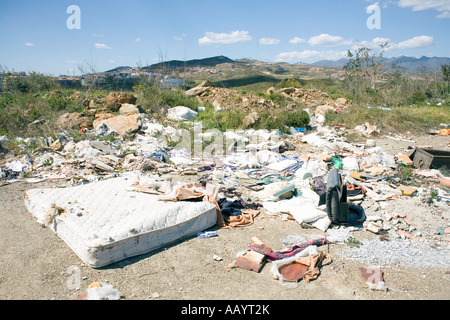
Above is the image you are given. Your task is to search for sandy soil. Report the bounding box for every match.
[0,134,449,302]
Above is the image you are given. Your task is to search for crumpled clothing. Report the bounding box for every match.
[265,238,328,262]
[311,177,327,196]
[218,198,244,216]
[294,250,332,282]
[223,209,259,228]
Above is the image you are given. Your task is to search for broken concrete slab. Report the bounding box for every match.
[93,113,142,136]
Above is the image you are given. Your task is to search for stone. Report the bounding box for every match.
[365,221,382,234]
[334,97,349,106]
[49,139,63,152]
[396,184,417,195]
[167,106,198,121]
[243,112,260,127]
[105,92,137,106]
[119,103,140,115]
[364,166,388,176]
[185,80,215,96]
[277,87,296,95]
[315,105,335,116]
[93,114,142,136]
[55,113,91,129]
[91,159,114,172]
[212,100,223,111]
[90,141,116,154]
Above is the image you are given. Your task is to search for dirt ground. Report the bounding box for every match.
[0,133,449,303]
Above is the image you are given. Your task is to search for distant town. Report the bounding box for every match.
[0,68,185,91]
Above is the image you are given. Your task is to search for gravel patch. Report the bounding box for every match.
[336,237,450,268]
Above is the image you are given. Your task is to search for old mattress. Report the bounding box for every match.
[24,173,217,268]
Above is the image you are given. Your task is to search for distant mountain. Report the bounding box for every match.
[308,58,349,69]
[104,66,134,73]
[309,56,450,73]
[142,55,236,71]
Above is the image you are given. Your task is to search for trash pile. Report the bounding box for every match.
[1,89,449,292]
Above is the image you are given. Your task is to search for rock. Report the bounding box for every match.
[119,103,140,115]
[91,159,115,172]
[335,97,349,106]
[243,112,260,127]
[185,80,215,96]
[396,184,418,195]
[277,87,296,95]
[167,106,198,121]
[49,139,63,152]
[197,80,215,88]
[55,113,91,129]
[105,92,137,106]
[93,114,142,136]
[212,100,223,111]
[266,87,276,95]
[90,141,116,155]
[365,221,382,234]
[315,105,335,116]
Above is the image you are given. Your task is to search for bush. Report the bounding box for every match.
[2,72,59,94]
[408,91,427,104]
[134,79,200,117]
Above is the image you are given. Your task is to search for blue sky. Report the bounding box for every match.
[0,0,449,75]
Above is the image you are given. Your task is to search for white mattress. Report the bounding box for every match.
[24,173,217,268]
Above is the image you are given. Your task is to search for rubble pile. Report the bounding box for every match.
[1,88,449,290]
[186,80,277,111]
[185,81,351,116]
[268,86,351,110]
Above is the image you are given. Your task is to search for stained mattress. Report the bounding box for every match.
[24,173,217,268]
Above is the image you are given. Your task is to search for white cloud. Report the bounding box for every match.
[352,37,394,50]
[25,42,35,47]
[259,37,280,45]
[275,50,348,63]
[437,10,450,17]
[135,38,141,43]
[289,37,306,44]
[174,33,186,41]
[396,35,434,49]
[95,43,112,50]
[198,30,252,45]
[65,60,82,64]
[397,0,450,18]
[352,35,433,51]
[308,33,352,47]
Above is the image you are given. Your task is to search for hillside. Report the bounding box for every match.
[309,56,450,73]
[142,55,237,72]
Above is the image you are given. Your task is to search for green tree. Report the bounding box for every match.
[442,64,450,94]
[344,43,388,89]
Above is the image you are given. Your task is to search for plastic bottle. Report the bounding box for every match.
[332,157,343,169]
